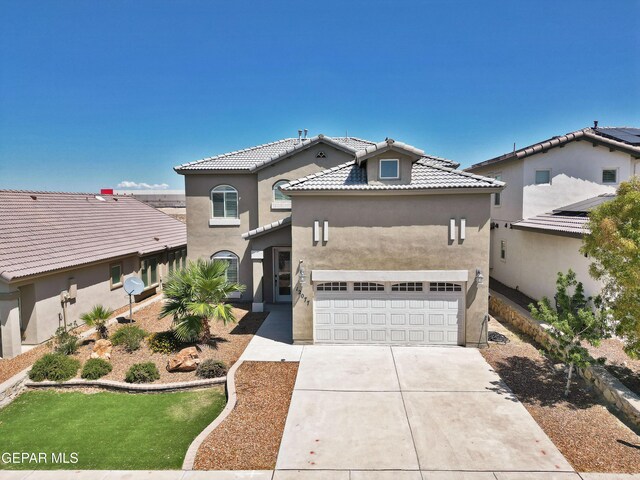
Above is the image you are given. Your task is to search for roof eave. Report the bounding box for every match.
[283,186,505,196]
[511,224,585,239]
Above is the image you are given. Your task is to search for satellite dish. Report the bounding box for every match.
[124,277,145,296]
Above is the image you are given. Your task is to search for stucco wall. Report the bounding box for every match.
[185,173,257,302]
[520,141,629,218]
[471,157,524,222]
[290,193,492,346]
[489,227,602,302]
[15,256,141,344]
[256,144,355,225]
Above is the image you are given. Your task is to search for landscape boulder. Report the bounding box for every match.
[167,347,200,372]
[91,339,113,360]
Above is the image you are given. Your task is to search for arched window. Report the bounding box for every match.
[272,180,291,202]
[211,185,238,219]
[211,250,239,284]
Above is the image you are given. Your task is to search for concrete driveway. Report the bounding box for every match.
[276,345,574,478]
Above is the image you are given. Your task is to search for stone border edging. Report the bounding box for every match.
[0,294,164,408]
[181,356,244,470]
[489,289,640,427]
[25,376,226,393]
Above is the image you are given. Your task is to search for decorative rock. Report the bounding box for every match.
[91,339,112,360]
[167,347,200,372]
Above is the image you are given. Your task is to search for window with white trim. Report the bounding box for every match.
[211,250,239,284]
[602,169,617,184]
[316,282,347,291]
[273,180,291,202]
[379,159,399,179]
[500,240,507,261]
[110,263,123,289]
[391,282,423,292]
[535,169,551,185]
[493,173,502,206]
[429,282,462,292]
[353,282,385,292]
[211,185,238,219]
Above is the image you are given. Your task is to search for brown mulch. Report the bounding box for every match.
[194,361,299,470]
[587,338,640,396]
[482,318,640,473]
[71,301,267,384]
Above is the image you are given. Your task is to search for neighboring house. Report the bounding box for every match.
[466,126,640,302]
[112,189,187,223]
[0,191,187,359]
[175,133,504,347]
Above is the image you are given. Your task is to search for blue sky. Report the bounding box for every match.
[1,0,638,192]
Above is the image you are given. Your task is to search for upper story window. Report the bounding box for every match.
[535,170,551,185]
[602,169,618,184]
[211,250,239,284]
[379,159,400,180]
[493,173,502,206]
[211,185,238,219]
[273,180,291,202]
[316,151,326,158]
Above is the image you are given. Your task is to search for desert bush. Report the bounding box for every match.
[81,358,113,380]
[111,325,148,352]
[147,331,182,355]
[29,353,80,382]
[80,305,114,340]
[195,359,227,379]
[53,326,80,355]
[125,362,160,384]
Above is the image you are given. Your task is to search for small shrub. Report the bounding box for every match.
[111,325,148,352]
[29,353,80,382]
[147,331,182,355]
[196,359,227,379]
[53,326,79,355]
[81,358,113,380]
[80,304,114,339]
[125,362,160,384]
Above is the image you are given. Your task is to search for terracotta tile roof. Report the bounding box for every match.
[0,190,187,282]
[241,216,291,239]
[467,126,640,171]
[281,160,504,192]
[174,135,459,172]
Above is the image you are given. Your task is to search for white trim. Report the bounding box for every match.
[379,159,400,179]
[323,220,329,242]
[271,200,291,211]
[313,221,320,243]
[449,218,456,241]
[311,270,469,283]
[460,218,466,241]
[251,250,264,260]
[209,218,241,226]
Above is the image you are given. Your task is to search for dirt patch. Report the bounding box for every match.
[70,301,266,384]
[483,318,640,473]
[194,361,299,470]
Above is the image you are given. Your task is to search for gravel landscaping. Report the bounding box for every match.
[483,317,640,474]
[67,300,266,384]
[587,338,640,396]
[194,361,299,470]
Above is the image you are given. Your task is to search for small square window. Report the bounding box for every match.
[500,240,507,261]
[535,170,551,185]
[602,169,617,184]
[379,159,399,180]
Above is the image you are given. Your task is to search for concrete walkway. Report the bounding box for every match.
[276,344,574,478]
[240,304,302,362]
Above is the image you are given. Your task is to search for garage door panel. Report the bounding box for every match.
[314,287,463,345]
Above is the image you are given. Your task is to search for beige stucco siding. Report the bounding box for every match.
[290,193,492,346]
[185,174,257,301]
[256,145,355,225]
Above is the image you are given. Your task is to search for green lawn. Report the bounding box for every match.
[0,388,226,470]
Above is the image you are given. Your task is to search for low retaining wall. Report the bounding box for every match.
[25,376,226,393]
[489,290,640,428]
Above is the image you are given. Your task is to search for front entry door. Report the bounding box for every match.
[274,247,292,302]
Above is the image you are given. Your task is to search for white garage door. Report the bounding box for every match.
[314,281,464,345]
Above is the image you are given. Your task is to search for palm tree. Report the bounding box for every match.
[80,305,114,339]
[160,259,245,343]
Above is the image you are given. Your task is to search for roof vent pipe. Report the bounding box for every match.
[593,120,598,129]
[297,129,302,143]
[304,128,308,139]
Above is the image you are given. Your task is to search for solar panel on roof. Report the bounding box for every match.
[595,128,640,146]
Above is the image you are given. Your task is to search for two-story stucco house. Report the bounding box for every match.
[176,134,504,347]
[466,125,640,302]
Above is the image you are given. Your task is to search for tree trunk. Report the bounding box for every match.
[201,317,212,344]
[564,362,574,397]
